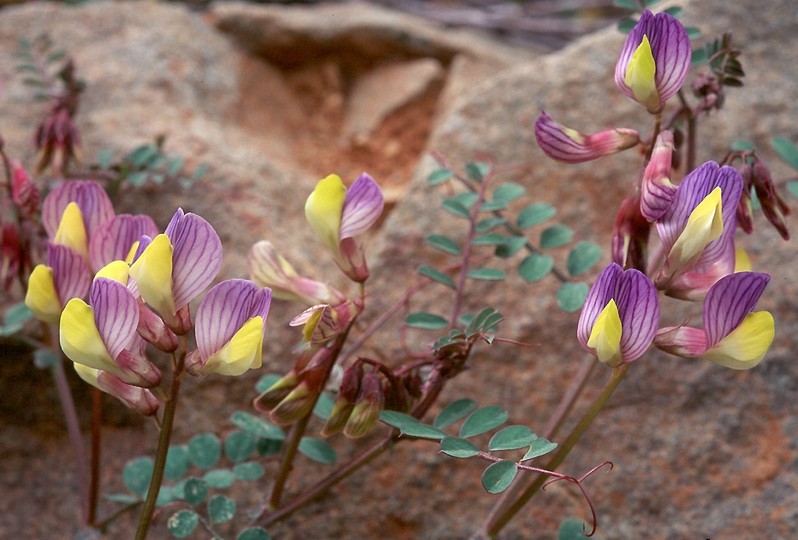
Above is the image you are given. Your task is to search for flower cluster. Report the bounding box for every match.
[24,180,273,414]
[532,10,779,370]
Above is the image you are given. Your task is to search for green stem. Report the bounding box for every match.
[135,362,183,540]
[483,363,630,538]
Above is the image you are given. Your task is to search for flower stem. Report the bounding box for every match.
[88,387,103,526]
[50,355,90,524]
[135,359,184,540]
[482,363,630,538]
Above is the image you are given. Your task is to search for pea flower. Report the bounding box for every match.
[72,365,159,416]
[248,240,344,305]
[578,263,659,367]
[42,180,115,263]
[305,173,384,282]
[534,111,640,163]
[289,299,363,346]
[650,162,742,297]
[129,208,222,333]
[655,272,774,369]
[60,269,161,389]
[185,279,272,377]
[615,10,691,114]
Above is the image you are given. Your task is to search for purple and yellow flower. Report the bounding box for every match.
[305,173,384,282]
[534,111,640,163]
[248,240,343,305]
[640,130,677,222]
[60,269,160,389]
[72,365,159,416]
[42,180,115,262]
[651,162,742,297]
[655,272,774,369]
[185,279,272,376]
[129,208,222,333]
[615,10,691,114]
[577,263,659,366]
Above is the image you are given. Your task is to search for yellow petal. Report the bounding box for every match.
[73,363,102,389]
[125,240,140,264]
[734,247,752,272]
[587,299,623,366]
[25,264,62,324]
[201,316,264,376]
[59,297,119,374]
[129,234,175,320]
[95,260,130,284]
[305,174,346,254]
[703,311,775,370]
[624,35,660,113]
[54,202,89,261]
[670,187,723,269]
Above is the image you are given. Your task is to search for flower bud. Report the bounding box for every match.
[751,159,790,240]
[321,362,362,437]
[535,111,639,163]
[136,303,179,352]
[11,160,39,218]
[253,371,301,412]
[611,195,650,272]
[343,371,384,438]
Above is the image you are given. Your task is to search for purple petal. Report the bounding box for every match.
[90,277,140,359]
[615,268,659,362]
[165,210,223,309]
[703,272,770,348]
[535,112,639,164]
[615,10,691,108]
[654,325,708,357]
[640,131,677,221]
[42,181,114,239]
[89,214,159,272]
[647,12,691,104]
[656,162,743,261]
[577,263,623,349]
[46,243,91,306]
[615,10,653,100]
[195,279,271,359]
[339,173,384,240]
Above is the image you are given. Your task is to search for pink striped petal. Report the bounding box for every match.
[43,180,114,240]
[89,214,158,272]
[703,272,770,348]
[195,279,271,360]
[164,209,223,309]
[89,277,140,360]
[339,173,384,240]
[535,111,639,164]
[654,325,708,358]
[640,131,677,221]
[46,243,91,306]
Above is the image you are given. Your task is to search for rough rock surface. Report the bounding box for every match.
[0,0,796,539]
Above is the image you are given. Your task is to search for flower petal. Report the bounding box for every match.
[89,214,158,272]
[25,264,61,323]
[624,35,659,112]
[60,297,118,374]
[43,180,114,240]
[248,240,337,304]
[615,268,659,362]
[587,299,623,366]
[535,112,639,164]
[339,173,384,240]
[201,316,265,376]
[703,311,774,370]
[577,263,622,349]
[53,202,89,260]
[90,277,140,360]
[129,233,175,319]
[47,243,91,307]
[305,174,346,254]
[703,272,770,348]
[640,131,677,221]
[195,279,271,361]
[165,210,223,310]
[654,325,708,358]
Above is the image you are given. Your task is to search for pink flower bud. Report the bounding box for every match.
[535,111,639,163]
